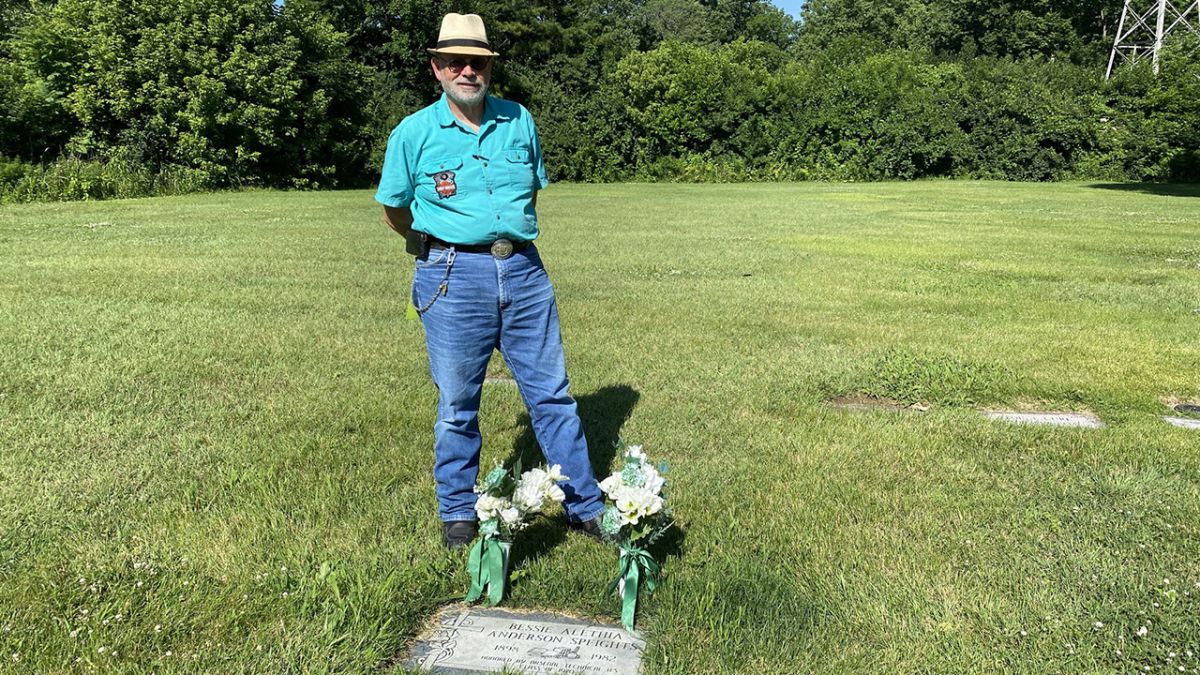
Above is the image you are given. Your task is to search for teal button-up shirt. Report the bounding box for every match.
[375,94,550,245]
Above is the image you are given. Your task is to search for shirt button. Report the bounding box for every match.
[488,188,493,194]
[496,215,501,220]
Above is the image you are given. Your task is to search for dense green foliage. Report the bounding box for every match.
[1,0,1198,200]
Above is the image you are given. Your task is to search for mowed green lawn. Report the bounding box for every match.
[1,181,1199,673]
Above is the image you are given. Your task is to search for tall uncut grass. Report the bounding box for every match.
[1,182,1199,673]
[0,158,213,204]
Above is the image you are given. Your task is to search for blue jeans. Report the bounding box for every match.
[412,243,605,524]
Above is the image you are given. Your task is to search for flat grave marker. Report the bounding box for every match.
[983,411,1105,429]
[1163,416,1200,430]
[405,606,645,675]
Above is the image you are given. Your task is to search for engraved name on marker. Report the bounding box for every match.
[405,606,645,675]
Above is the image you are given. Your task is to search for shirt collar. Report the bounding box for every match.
[436,93,512,129]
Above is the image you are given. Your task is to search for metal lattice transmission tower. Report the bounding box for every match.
[1106,0,1200,78]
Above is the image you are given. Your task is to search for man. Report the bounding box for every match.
[375,13,607,549]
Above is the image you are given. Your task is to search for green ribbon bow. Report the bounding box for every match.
[464,536,506,606]
[607,545,660,632]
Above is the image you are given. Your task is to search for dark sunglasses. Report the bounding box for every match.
[437,57,493,73]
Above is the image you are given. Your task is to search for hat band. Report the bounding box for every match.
[435,38,491,50]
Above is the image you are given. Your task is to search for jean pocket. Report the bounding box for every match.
[415,247,450,269]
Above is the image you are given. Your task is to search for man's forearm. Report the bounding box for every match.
[383,205,414,237]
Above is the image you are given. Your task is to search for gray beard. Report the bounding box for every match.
[444,81,488,108]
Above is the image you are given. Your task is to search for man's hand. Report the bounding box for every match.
[383,205,413,237]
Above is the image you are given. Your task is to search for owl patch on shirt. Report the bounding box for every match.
[434,170,457,199]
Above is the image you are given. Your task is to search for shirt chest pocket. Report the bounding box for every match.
[418,157,466,200]
[499,147,535,192]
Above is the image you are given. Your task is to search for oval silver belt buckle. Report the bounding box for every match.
[490,238,514,259]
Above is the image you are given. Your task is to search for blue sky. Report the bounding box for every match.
[770,0,804,20]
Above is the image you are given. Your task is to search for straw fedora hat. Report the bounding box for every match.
[427,13,500,57]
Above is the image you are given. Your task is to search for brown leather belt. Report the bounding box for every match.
[426,235,528,259]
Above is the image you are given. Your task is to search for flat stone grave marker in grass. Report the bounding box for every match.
[983,411,1105,429]
[405,606,645,675]
[1163,416,1200,430]
[483,376,517,386]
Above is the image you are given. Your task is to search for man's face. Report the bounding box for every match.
[432,55,493,108]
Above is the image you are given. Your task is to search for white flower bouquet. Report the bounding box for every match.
[464,461,568,605]
[597,442,672,631]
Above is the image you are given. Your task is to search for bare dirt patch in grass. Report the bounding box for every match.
[1159,396,1200,418]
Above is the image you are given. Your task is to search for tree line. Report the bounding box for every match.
[1,0,1198,202]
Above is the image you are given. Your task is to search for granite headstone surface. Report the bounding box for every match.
[983,411,1105,429]
[405,606,645,675]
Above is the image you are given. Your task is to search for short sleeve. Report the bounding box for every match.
[527,113,550,190]
[374,125,414,207]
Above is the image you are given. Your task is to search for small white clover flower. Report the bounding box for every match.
[1137,625,1149,637]
[97,646,106,654]
[1094,621,1104,628]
